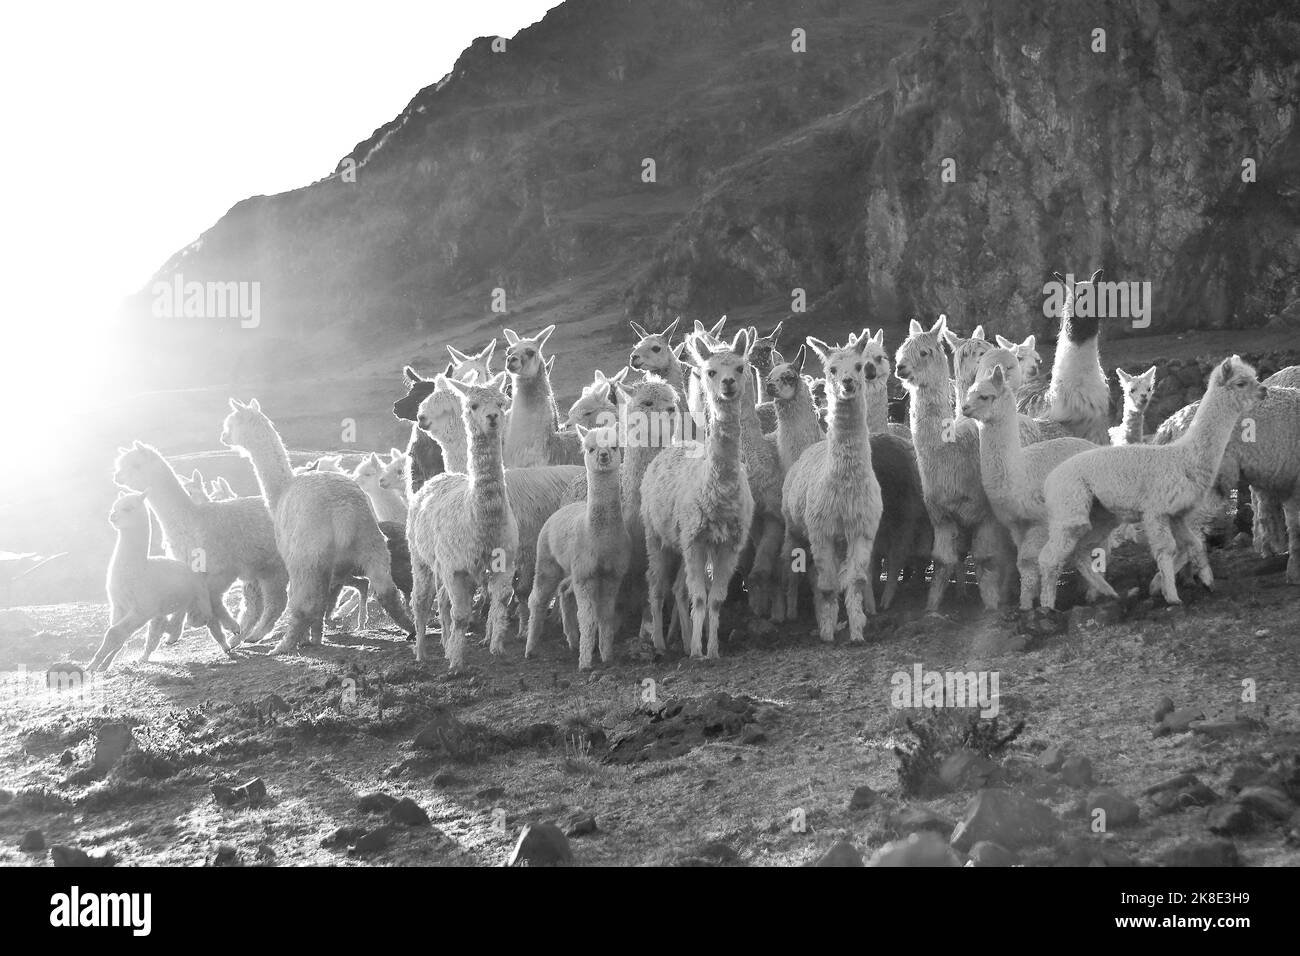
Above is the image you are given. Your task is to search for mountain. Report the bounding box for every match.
[121,0,1300,393]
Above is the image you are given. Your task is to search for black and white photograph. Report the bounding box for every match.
[1,0,1298,899]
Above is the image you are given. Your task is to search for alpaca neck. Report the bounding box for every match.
[1180,387,1242,486]
[111,521,151,574]
[363,482,405,522]
[864,380,890,433]
[976,397,1025,510]
[587,466,623,532]
[908,377,956,447]
[704,395,744,491]
[139,457,199,524]
[432,425,469,474]
[1119,402,1146,444]
[466,424,508,528]
[826,389,871,476]
[243,421,294,506]
[775,383,822,469]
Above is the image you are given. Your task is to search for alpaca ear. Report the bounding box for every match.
[544,355,555,374]
[629,320,649,339]
[1021,334,1035,351]
[1142,365,1157,381]
[805,337,831,363]
[1089,269,1103,284]
[368,452,381,466]
[535,324,556,349]
[443,362,455,378]
[502,328,520,346]
[710,316,727,337]
[908,318,925,336]
[662,316,680,340]
[792,344,806,373]
[190,469,202,483]
[971,325,986,341]
[939,328,960,350]
[403,365,424,384]
[442,376,469,399]
[117,445,129,455]
[614,382,634,405]
[768,319,783,343]
[446,344,470,363]
[995,334,1014,349]
[132,439,145,449]
[477,340,496,363]
[931,314,948,337]
[871,328,883,345]
[249,398,261,412]
[729,328,751,356]
[487,370,510,391]
[1052,271,1066,284]
[1215,357,1235,385]
[1115,367,1132,384]
[228,398,244,411]
[609,366,629,384]
[389,447,403,459]
[854,334,870,355]
[575,423,589,441]
[684,333,709,368]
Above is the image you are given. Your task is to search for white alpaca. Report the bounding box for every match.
[629,317,690,412]
[962,365,1116,609]
[447,339,498,382]
[502,325,582,467]
[994,334,1042,383]
[526,425,631,670]
[764,346,824,473]
[685,317,729,423]
[209,476,237,501]
[181,469,211,504]
[565,367,628,430]
[352,452,407,524]
[641,329,755,658]
[1038,356,1265,608]
[854,328,911,441]
[378,449,408,501]
[1109,366,1157,445]
[781,334,883,643]
[940,323,994,406]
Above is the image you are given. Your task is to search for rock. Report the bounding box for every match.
[563,813,598,838]
[517,722,559,746]
[1146,775,1217,814]
[92,722,134,773]
[50,845,115,867]
[349,826,394,854]
[1235,786,1294,821]
[950,790,1059,852]
[967,841,1016,867]
[1153,697,1175,723]
[508,822,573,866]
[674,840,743,867]
[1068,602,1124,633]
[431,769,462,788]
[210,844,240,866]
[212,777,267,808]
[813,840,863,867]
[321,826,367,849]
[894,806,955,837]
[58,749,74,766]
[413,709,468,756]
[1086,789,1140,829]
[1153,707,1204,737]
[869,832,961,866]
[1207,802,1255,836]
[357,792,399,813]
[476,785,505,800]
[1039,745,1067,773]
[18,829,45,852]
[848,785,877,811]
[939,749,999,791]
[1226,761,1272,792]
[388,797,430,826]
[1160,839,1240,867]
[739,723,766,745]
[1059,755,1094,788]
[1189,718,1264,739]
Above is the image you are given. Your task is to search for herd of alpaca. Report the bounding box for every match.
[92,278,1299,672]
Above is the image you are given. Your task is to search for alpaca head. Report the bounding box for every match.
[850,328,890,385]
[975,347,1024,392]
[577,424,620,476]
[765,344,807,402]
[894,316,951,391]
[210,476,236,501]
[1054,269,1104,342]
[417,374,471,444]
[997,333,1041,380]
[219,398,271,457]
[182,468,210,504]
[108,489,150,531]
[1209,355,1266,412]
[685,327,751,406]
[352,452,384,488]
[112,440,169,492]
[1115,365,1157,413]
[616,375,681,446]
[446,340,497,384]
[629,317,681,376]
[503,325,555,380]
[807,334,872,403]
[939,323,993,389]
[379,449,408,491]
[746,321,784,376]
[960,364,1015,422]
[444,372,511,437]
[394,366,439,422]
[566,368,627,429]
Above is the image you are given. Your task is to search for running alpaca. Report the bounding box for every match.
[781,334,883,643]
[89,491,234,670]
[379,450,409,501]
[526,425,631,670]
[764,346,824,473]
[352,452,407,523]
[1018,270,1111,444]
[1109,366,1157,445]
[113,442,286,646]
[502,325,583,467]
[408,374,518,668]
[641,329,755,658]
[962,365,1117,609]
[565,367,628,430]
[855,328,911,441]
[895,316,1015,611]
[220,399,412,654]
[1038,356,1265,608]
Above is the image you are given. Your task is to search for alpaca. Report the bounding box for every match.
[685,317,730,423]
[854,328,911,440]
[1018,270,1111,444]
[113,441,286,646]
[447,340,497,382]
[629,317,690,410]
[393,366,449,495]
[746,321,784,434]
[1266,365,1300,390]
[895,316,1015,611]
[408,374,518,668]
[220,399,412,653]
[736,356,787,620]
[502,325,582,467]
[973,347,1070,443]
[641,329,755,658]
[962,365,1117,609]
[994,333,1043,383]
[182,469,211,504]
[89,491,234,670]
[1109,366,1157,445]
[379,449,409,500]
[940,323,994,405]
[526,425,631,670]
[1038,356,1265,608]
[764,346,825,473]
[781,334,883,643]
[209,476,237,501]
[352,452,407,524]
[565,367,628,430]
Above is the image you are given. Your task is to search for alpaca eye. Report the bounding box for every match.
[642,400,652,407]
[855,363,862,371]
[708,370,717,377]
[471,404,479,411]
[651,345,661,352]
[921,350,930,357]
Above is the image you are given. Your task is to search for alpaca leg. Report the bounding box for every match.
[562,587,580,650]
[1038,523,1086,611]
[1016,527,1044,610]
[672,567,691,653]
[525,560,562,659]
[237,579,262,636]
[161,611,185,646]
[485,566,514,656]
[705,547,742,659]
[596,575,620,664]
[810,540,840,643]
[351,577,370,630]
[1283,497,1300,584]
[1171,515,1212,589]
[926,521,959,612]
[781,528,802,622]
[89,609,150,671]
[271,566,324,655]
[244,571,287,646]
[752,517,784,621]
[844,536,875,644]
[973,520,1012,610]
[574,580,600,671]
[142,617,168,662]
[644,532,670,653]
[515,545,537,642]
[411,554,437,662]
[1142,514,1181,605]
[879,534,908,611]
[681,548,710,659]
[443,570,475,670]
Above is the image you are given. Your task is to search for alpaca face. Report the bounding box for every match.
[808,335,870,402]
[629,317,680,375]
[856,330,890,384]
[393,366,437,422]
[999,334,1041,380]
[447,340,497,384]
[942,325,993,388]
[416,378,467,442]
[352,453,383,488]
[746,321,783,376]
[108,491,149,530]
[379,452,408,491]
[960,366,1012,421]
[579,424,620,474]
[975,347,1023,392]
[1116,366,1157,412]
[1213,357,1266,410]
[112,442,166,492]
[765,344,806,402]
[687,329,751,404]
[567,383,615,429]
[503,325,555,379]
[894,316,950,390]
[219,398,268,454]
[181,471,210,504]
[446,373,510,436]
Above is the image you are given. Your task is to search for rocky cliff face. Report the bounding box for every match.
[125,0,1299,388]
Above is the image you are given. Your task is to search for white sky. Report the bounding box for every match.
[0,0,561,334]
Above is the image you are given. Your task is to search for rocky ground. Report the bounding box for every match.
[0,534,1297,868]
